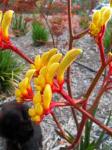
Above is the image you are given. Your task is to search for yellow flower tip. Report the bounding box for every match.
[41,51,50,66]
[28,108,36,117]
[39,66,47,77]
[43,84,52,110]
[35,85,43,91]
[15,89,21,97]
[92,10,101,25]
[57,49,82,83]
[102,7,112,25]
[35,103,43,115]
[46,63,59,84]
[33,91,42,104]
[25,69,36,81]
[2,10,14,38]
[18,77,29,90]
[34,55,41,70]
[47,53,62,67]
[31,115,41,122]
[34,75,45,90]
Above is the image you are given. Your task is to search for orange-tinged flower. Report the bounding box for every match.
[15,77,34,103]
[16,48,82,123]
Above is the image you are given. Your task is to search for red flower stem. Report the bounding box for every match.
[73,28,89,40]
[60,90,112,136]
[67,0,79,130]
[77,106,112,136]
[84,64,105,101]
[84,57,112,103]
[60,89,87,148]
[51,111,69,142]
[50,102,70,108]
[89,83,108,113]
[59,89,84,105]
[9,44,33,64]
[68,103,87,149]
[97,26,106,65]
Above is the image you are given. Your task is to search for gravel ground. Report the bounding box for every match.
[0,31,112,150]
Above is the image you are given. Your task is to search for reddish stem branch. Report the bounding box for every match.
[51,111,69,141]
[69,103,87,149]
[96,26,106,65]
[73,28,89,40]
[9,43,33,64]
[89,83,107,113]
[77,107,112,136]
[60,90,112,136]
[67,0,79,130]
[84,64,105,101]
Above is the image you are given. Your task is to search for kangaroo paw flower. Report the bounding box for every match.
[16,48,82,123]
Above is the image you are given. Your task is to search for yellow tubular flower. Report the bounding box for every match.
[41,51,50,66]
[1,10,14,38]
[28,108,36,117]
[33,91,42,104]
[35,85,43,91]
[17,77,30,96]
[39,66,47,78]
[46,63,59,84]
[57,49,82,83]
[31,115,41,122]
[25,69,36,81]
[90,6,112,37]
[18,77,29,90]
[34,74,45,88]
[43,84,52,110]
[47,53,62,67]
[34,55,41,70]
[100,7,108,14]
[102,8,112,25]
[35,103,43,115]
[15,89,21,97]
[0,11,2,24]
[47,48,57,60]
[41,48,57,66]
[92,10,101,25]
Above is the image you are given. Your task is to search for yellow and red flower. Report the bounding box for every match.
[89,6,112,37]
[0,10,13,44]
[15,48,82,123]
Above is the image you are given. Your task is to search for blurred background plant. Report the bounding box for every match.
[0,51,23,95]
[79,12,90,30]
[12,14,29,37]
[32,21,49,46]
[104,19,112,52]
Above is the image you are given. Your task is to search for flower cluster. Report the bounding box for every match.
[15,48,82,123]
[89,6,112,37]
[0,10,13,43]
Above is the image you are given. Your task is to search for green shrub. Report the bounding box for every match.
[12,14,28,37]
[0,51,23,94]
[32,21,49,46]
